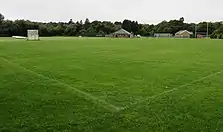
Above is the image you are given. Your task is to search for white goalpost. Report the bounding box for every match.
[27,30,39,40]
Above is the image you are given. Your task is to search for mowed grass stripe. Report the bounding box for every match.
[120,68,223,111]
[0,57,120,112]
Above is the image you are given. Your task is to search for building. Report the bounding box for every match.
[196,32,207,38]
[175,30,193,38]
[154,33,172,38]
[112,29,133,38]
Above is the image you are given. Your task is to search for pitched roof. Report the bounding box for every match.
[175,30,193,35]
[113,29,131,35]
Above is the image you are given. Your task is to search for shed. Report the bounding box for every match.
[175,30,193,38]
[154,33,172,38]
[112,29,133,38]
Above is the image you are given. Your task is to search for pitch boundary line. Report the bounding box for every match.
[119,69,223,111]
[1,57,120,112]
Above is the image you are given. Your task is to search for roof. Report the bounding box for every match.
[175,30,193,35]
[113,29,131,35]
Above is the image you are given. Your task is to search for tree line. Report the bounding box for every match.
[0,13,223,39]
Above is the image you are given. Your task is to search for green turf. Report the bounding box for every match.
[0,37,223,131]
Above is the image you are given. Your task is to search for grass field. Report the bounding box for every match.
[1,37,223,131]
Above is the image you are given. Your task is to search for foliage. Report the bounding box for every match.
[210,25,223,39]
[0,13,4,23]
[219,33,223,39]
[210,32,218,39]
[0,13,223,38]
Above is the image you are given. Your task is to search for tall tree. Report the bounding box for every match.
[122,19,131,32]
[84,18,91,30]
[179,17,184,23]
[84,18,90,25]
[0,13,4,24]
[68,19,74,24]
[131,21,139,34]
[0,13,4,20]
[80,20,83,25]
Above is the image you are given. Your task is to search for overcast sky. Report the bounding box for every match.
[1,0,222,24]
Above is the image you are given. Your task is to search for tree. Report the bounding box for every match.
[138,27,147,36]
[68,19,74,24]
[122,19,131,32]
[1,13,223,39]
[168,19,185,34]
[65,24,76,36]
[210,32,218,39]
[131,21,139,35]
[219,33,223,39]
[54,25,65,36]
[80,20,83,25]
[217,25,223,33]
[84,18,90,25]
[84,18,91,30]
[179,17,184,23]
[0,13,4,23]
[114,21,122,25]
[39,24,49,36]
[196,22,208,32]
[156,21,168,33]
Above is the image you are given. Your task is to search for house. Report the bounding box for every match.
[154,33,172,38]
[112,29,133,38]
[175,30,193,38]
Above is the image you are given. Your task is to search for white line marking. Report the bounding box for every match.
[1,57,120,112]
[119,69,223,111]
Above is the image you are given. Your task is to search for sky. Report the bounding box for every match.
[1,0,222,24]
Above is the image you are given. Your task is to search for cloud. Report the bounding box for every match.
[1,0,222,24]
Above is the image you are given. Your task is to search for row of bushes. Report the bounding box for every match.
[210,33,223,39]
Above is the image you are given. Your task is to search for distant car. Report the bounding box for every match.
[136,35,141,38]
